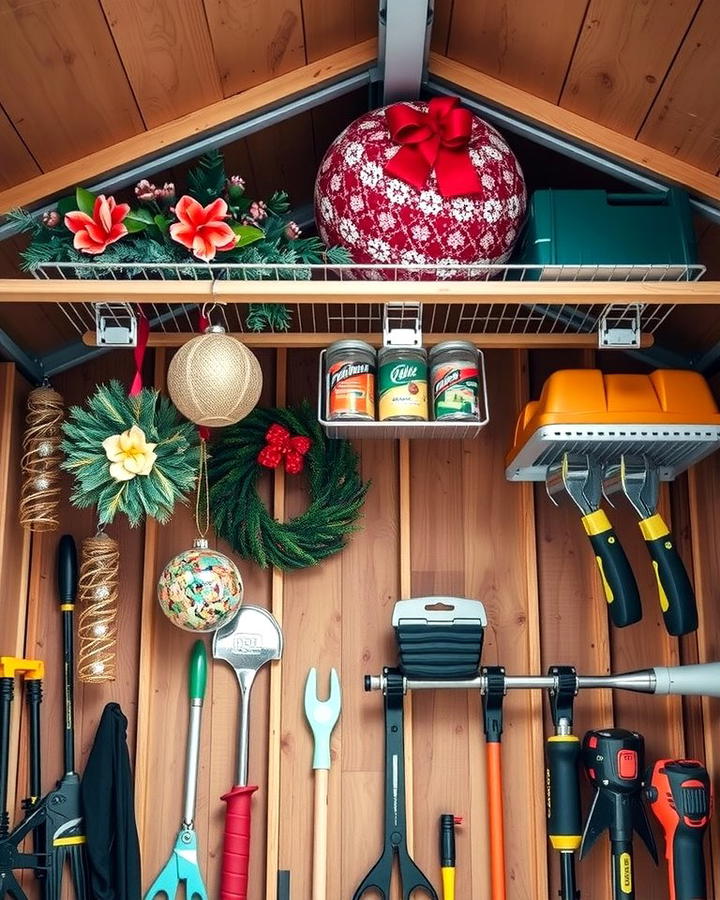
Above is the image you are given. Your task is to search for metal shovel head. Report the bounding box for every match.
[212,605,283,685]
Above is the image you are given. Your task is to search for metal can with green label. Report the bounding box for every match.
[429,341,480,421]
[378,347,428,421]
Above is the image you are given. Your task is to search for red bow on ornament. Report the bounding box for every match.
[384,96,483,199]
[257,424,311,475]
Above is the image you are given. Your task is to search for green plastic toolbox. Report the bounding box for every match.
[515,188,697,280]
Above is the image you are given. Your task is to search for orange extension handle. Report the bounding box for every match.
[486,741,506,900]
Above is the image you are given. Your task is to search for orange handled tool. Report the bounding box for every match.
[482,667,506,900]
[646,760,712,900]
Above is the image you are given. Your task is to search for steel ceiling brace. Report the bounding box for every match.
[0,326,45,384]
[425,79,720,226]
[380,0,433,103]
[0,70,373,243]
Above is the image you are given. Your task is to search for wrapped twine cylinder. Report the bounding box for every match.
[77,532,119,683]
[19,386,64,532]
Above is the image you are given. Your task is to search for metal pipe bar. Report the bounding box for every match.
[426,79,720,225]
[365,669,658,694]
[0,70,372,242]
[381,0,432,103]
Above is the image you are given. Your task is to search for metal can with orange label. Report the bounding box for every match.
[325,340,376,420]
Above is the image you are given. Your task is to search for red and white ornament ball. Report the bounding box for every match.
[314,98,526,280]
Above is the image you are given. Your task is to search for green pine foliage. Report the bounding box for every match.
[187,149,227,204]
[61,381,201,526]
[209,402,369,570]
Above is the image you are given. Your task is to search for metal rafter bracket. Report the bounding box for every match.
[95,303,137,347]
[598,304,642,349]
[382,302,423,347]
[380,0,433,104]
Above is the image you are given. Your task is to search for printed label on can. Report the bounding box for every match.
[432,364,479,419]
[379,361,428,420]
[327,361,375,418]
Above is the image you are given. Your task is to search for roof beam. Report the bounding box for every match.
[428,53,720,218]
[0,39,377,219]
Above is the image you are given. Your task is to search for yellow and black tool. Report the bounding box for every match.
[439,814,461,900]
[604,455,697,636]
[547,453,642,628]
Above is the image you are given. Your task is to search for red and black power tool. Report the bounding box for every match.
[646,759,712,900]
[580,728,657,900]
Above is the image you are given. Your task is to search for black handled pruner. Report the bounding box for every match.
[352,668,438,900]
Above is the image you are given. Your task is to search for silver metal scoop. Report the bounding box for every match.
[213,605,283,786]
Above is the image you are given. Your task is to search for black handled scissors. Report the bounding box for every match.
[352,669,437,900]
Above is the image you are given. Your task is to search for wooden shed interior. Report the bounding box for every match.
[1,2,720,900]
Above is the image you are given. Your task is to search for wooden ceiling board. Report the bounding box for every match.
[0,0,144,170]
[0,109,39,189]
[100,0,223,128]
[301,0,375,62]
[446,0,590,102]
[639,0,720,172]
[203,0,306,98]
[560,0,702,136]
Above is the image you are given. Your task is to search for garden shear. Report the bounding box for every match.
[144,641,208,900]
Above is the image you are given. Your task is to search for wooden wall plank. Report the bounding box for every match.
[639,0,720,172]
[0,364,31,830]
[0,109,39,189]
[430,0,454,55]
[245,113,318,207]
[203,0,306,99]
[560,0,701,136]
[100,0,223,128]
[0,0,143,171]
[301,0,375,62]
[445,0,589,102]
[531,349,613,900]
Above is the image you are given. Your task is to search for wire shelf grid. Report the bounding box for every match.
[32,261,705,338]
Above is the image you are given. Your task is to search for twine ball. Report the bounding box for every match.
[167,327,263,427]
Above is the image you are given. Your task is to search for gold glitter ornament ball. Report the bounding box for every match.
[167,327,263,427]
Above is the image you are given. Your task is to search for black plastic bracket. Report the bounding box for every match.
[482,666,506,743]
[548,666,578,730]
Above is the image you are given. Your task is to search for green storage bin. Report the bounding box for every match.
[515,188,697,280]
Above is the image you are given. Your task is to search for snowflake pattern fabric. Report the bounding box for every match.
[314,102,527,280]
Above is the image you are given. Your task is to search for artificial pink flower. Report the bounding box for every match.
[169,195,238,261]
[134,179,156,202]
[64,195,130,255]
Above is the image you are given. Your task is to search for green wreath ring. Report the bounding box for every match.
[209,402,369,571]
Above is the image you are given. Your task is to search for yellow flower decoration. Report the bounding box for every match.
[102,425,158,482]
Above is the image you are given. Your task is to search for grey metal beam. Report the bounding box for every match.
[0,69,373,243]
[426,79,720,225]
[0,326,45,384]
[381,0,432,103]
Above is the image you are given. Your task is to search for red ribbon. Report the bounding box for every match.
[129,309,149,397]
[257,424,311,475]
[384,97,482,198]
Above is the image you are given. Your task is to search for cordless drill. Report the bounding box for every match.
[580,728,657,900]
[646,759,712,900]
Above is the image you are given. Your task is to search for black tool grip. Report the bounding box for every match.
[611,840,635,900]
[641,519,697,636]
[582,511,642,628]
[672,829,707,900]
[57,534,78,605]
[546,736,582,851]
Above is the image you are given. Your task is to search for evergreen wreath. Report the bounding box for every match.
[209,402,369,570]
[61,381,201,526]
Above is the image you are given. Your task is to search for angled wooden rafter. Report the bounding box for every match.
[428,53,720,209]
[0,40,377,217]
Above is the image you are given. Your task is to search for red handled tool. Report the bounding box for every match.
[213,606,283,900]
[646,759,712,900]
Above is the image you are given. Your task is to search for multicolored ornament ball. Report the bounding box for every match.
[167,326,263,427]
[314,98,526,280]
[157,539,243,632]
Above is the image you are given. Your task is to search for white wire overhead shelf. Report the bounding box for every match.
[22,260,707,350]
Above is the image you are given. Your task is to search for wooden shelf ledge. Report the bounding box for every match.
[0,278,718,305]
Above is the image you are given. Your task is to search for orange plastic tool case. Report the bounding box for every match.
[505,369,720,481]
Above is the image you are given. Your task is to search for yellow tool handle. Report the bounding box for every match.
[580,510,642,628]
[638,514,697,636]
[441,866,455,900]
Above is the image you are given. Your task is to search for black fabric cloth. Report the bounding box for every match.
[80,702,142,900]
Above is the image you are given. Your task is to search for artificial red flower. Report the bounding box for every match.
[64,195,130,255]
[169,195,238,261]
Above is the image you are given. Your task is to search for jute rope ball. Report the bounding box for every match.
[167,326,263,427]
